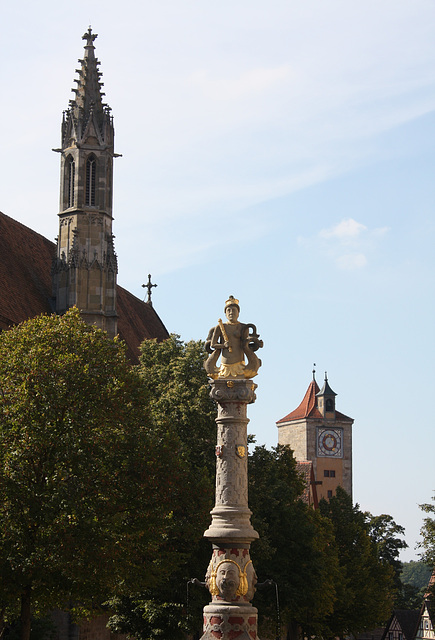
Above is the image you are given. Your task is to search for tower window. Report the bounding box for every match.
[324,470,336,478]
[326,398,334,412]
[67,157,75,208]
[86,155,97,206]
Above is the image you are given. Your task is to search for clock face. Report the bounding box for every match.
[317,428,343,457]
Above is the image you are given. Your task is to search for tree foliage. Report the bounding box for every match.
[419,494,435,599]
[366,512,408,600]
[136,334,217,471]
[0,310,189,640]
[108,335,216,640]
[248,445,340,640]
[319,488,395,638]
[419,494,435,566]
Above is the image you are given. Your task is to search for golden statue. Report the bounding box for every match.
[204,296,263,380]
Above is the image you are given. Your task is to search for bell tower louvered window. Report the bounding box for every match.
[86,155,97,206]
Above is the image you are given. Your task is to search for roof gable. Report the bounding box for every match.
[382,610,420,640]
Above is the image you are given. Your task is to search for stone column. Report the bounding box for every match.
[201,378,260,640]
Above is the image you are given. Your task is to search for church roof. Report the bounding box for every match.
[276,377,353,424]
[0,211,168,362]
[0,211,55,328]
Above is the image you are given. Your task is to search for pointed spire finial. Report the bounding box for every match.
[325,371,328,381]
[82,26,98,47]
[312,364,316,381]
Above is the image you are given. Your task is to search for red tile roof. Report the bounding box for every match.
[0,211,55,328]
[0,211,168,361]
[276,377,353,424]
[117,287,168,363]
[277,379,321,423]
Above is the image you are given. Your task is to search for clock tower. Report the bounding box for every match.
[276,372,354,501]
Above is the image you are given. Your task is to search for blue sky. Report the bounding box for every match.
[1,0,434,562]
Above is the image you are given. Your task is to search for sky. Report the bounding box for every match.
[1,0,434,563]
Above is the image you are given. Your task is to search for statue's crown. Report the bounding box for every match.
[225,295,239,309]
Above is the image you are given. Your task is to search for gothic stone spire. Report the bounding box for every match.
[61,27,113,149]
[53,29,118,338]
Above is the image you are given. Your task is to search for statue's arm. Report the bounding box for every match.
[210,325,228,350]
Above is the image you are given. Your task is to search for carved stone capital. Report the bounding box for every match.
[210,379,257,405]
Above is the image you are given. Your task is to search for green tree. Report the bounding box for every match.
[0,310,188,640]
[419,494,435,599]
[108,335,216,639]
[248,445,340,640]
[366,513,408,598]
[136,334,217,471]
[419,495,435,565]
[319,488,395,638]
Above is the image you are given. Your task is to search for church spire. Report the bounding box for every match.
[53,29,118,338]
[61,27,113,150]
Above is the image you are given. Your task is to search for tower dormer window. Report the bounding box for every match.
[86,155,97,206]
[67,157,75,208]
[326,398,334,412]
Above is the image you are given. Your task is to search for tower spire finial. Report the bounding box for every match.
[82,26,98,47]
[312,363,316,381]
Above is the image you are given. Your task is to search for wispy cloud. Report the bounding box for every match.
[320,218,367,241]
[299,218,391,270]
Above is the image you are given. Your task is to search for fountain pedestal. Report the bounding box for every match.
[201,378,260,640]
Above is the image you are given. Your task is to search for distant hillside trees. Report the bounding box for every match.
[401,560,432,590]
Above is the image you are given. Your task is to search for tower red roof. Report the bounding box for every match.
[277,379,323,423]
[277,377,353,424]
